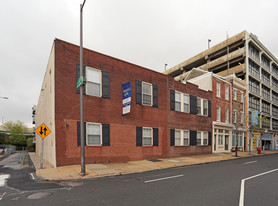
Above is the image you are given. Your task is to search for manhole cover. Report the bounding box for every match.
[27,192,52,199]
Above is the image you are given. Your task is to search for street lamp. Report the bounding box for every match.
[80,0,86,176]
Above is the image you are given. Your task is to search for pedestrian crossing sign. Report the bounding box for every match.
[35,123,51,139]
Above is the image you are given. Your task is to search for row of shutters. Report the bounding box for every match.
[170,90,212,116]
[76,65,211,117]
[77,122,211,147]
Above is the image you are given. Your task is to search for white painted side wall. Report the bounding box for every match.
[35,44,56,167]
[188,73,212,92]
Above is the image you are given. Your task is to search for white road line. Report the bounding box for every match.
[0,174,10,187]
[239,168,278,206]
[30,173,35,180]
[144,174,184,183]
[243,161,257,165]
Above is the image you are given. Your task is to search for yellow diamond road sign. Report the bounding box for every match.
[35,123,51,139]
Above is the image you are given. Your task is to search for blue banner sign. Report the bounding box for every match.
[251,110,258,125]
[122,82,131,115]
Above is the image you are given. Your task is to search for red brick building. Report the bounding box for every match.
[35,39,212,167]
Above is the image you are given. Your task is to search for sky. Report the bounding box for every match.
[1,0,278,128]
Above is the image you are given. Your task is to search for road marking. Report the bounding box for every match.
[239,168,278,206]
[0,192,6,200]
[30,173,35,180]
[0,174,10,187]
[243,161,257,165]
[144,174,184,183]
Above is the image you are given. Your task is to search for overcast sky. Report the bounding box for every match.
[1,0,278,128]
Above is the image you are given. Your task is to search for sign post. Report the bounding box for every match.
[35,123,51,169]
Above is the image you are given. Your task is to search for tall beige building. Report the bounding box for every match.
[165,30,278,151]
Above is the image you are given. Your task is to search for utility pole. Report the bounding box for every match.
[80,0,86,176]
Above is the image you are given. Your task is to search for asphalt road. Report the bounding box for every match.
[1,153,278,206]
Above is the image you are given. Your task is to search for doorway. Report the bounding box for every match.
[225,135,229,150]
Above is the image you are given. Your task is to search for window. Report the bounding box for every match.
[143,128,152,146]
[86,67,101,97]
[142,82,152,106]
[249,77,260,95]
[272,64,278,77]
[272,119,278,130]
[175,92,181,111]
[217,107,221,121]
[225,109,229,123]
[225,86,229,100]
[273,105,278,117]
[262,55,270,70]
[233,89,237,100]
[197,98,201,115]
[241,112,244,124]
[249,95,260,110]
[262,69,270,85]
[203,132,208,145]
[272,77,278,91]
[262,101,270,115]
[183,131,189,146]
[216,83,221,97]
[249,60,260,78]
[273,92,278,105]
[248,44,260,62]
[174,130,189,146]
[203,100,208,116]
[262,85,270,100]
[87,123,101,145]
[233,110,237,124]
[197,132,202,146]
[183,94,189,113]
[218,135,223,145]
[175,130,181,146]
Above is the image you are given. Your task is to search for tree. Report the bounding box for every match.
[8,123,27,147]
[26,138,34,148]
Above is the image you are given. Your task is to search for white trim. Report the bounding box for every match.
[86,66,102,97]
[142,82,153,106]
[174,129,190,146]
[86,122,102,146]
[142,127,153,146]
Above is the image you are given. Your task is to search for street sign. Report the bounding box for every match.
[122,81,131,115]
[76,76,83,89]
[254,133,260,137]
[35,123,51,139]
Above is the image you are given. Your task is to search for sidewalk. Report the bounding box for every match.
[29,150,278,181]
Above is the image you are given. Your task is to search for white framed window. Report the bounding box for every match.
[225,109,229,123]
[217,106,221,121]
[203,99,208,116]
[86,67,101,97]
[197,132,202,146]
[225,86,229,100]
[183,94,189,113]
[143,127,152,146]
[175,92,181,111]
[240,112,244,124]
[175,130,190,146]
[197,98,202,115]
[234,110,237,124]
[87,123,102,146]
[183,130,189,146]
[197,131,208,146]
[203,132,208,145]
[142,82,152,106]
[234,89,237,100]
[216,83,221,98]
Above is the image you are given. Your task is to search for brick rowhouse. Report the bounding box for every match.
[35,39,213,167]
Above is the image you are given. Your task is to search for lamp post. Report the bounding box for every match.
[208,39,211,49]
[80,0,86,176]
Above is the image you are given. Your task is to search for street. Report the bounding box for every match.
[1,152,278,205]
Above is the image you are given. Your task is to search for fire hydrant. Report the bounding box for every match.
[257,147,261,154]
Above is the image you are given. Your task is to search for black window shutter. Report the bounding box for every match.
[77,121,86,146]
[208,132,212,146]
[76,64,86,94]
[153,84,158,108]
[190,130,197,146]
[136,127,142,146]
[190,95,197,114]
[102,124,110,146]
[102,71,110,98]
[136,80,142,104]
[170,129,175,146]
[153,128,159,146]
[208,100,212,117]
[170,90,175,111]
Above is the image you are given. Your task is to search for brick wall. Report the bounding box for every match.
[54,39,213,166]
